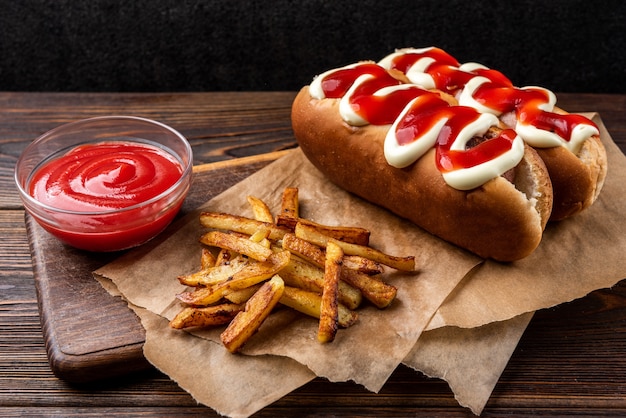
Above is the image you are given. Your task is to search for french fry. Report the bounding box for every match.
[279,255,362,310]
[178,255,248,287]
[275,187,371,245]
[200,230,274,262]
[247,195,274,223]
[318,240,343,343]
[200,248,217,269]
[200,212,289,241]
[224,283,263,304]
[173,186,412,349]
[342,255,384,275]
[276,215,371,246]
[282,233,325,267]
[340,269,397,309]
[332,238,415,272]
[283,233,397,308]
[176,285,223,307]
[248,226,271,243]
[278,255,324,293]
[280,286,358,328]
[177,249,291,306]
[249,226,272,249]
[295,224,415,271]
[215,248,237,265]
[221,275,285,353]
[169,303,243,329]
[279,187,299,219]
[284,231,391,276]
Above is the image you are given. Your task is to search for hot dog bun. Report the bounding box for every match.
[524,108,607,221]
[292,86,553,261]
[378,47,607,222]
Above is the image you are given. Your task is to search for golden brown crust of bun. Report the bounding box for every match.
[291,87,553,261]
[534,108,607,221]
[535,135,606,221]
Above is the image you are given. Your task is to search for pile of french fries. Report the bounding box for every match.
[170,187,415,353]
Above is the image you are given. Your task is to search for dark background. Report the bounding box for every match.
[0,0,624,93]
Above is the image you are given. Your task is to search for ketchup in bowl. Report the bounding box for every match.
[15,116,193,252]
[29,141,183,212]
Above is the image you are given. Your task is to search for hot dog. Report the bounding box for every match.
[378,47,608,220]
[291,60,554,261]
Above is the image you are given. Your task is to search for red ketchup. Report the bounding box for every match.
[319,63,518,174]
[471,83,596,143]
[435,108,518,172]
[386,49,597,145]
[28,141,185,251]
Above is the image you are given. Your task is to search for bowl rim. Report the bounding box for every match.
[14,115,194,217]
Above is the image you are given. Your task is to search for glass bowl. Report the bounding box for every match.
[15,116,193,252]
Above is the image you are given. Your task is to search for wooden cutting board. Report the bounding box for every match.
[26,151,289,383]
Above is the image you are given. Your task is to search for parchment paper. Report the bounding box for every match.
[405,312,533,415]
[98,268,529,417]
[97,275,316,418]
[138,305,316,418]
[95,147,480,415]
[427,114,626,329]
[96,259,317,418]
[94,114,625,417]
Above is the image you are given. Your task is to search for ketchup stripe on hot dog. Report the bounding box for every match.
[310,61,524,191]
[379,47,598,153]
[379,47,607,220]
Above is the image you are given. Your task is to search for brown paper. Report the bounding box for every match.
[138,305,316,418]
[404,312,533,415]
[97,272,316,418]
[94,114,623,416]
[95,147,479,415]
[427,114,626,329]
[99,267,315,415]
[101,268,529,417]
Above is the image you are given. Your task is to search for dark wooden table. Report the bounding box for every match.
[1,91,626,417]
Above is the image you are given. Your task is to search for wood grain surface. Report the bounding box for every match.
[1,91,626,417]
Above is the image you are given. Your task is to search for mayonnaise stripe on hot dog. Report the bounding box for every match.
[311,61,524,190]
[379,47,600,154]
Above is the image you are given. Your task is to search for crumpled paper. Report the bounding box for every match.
[95,148,479,416]
[95,114,625,417]
[405,313,533,414]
